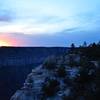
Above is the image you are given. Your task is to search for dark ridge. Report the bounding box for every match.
[0,47,67,100]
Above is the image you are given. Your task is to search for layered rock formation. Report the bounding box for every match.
[10,53,100,100]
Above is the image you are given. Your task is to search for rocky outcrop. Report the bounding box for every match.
[10,53,100,100]
[0,47,67,100]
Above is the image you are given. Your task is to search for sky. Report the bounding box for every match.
[0,0,100,46]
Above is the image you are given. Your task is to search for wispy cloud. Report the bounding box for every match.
[0,0,100,46]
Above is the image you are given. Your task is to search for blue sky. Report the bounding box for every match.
[0,0,100,46]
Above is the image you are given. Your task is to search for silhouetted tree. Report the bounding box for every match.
[97,41,100,46]
[71,43,75,47]
[91,42,97,48]
[83,41,87,47]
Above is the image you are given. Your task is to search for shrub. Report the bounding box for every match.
[57,65,66,77]
[68,55,78,67]
[43,57,57,70]
[42,79,60,96]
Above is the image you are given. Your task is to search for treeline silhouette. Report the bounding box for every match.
[70,41,100,60]
[39,42,100,100]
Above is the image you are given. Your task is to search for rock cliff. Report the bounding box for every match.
[11,53,100,100]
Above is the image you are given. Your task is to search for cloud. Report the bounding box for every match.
[0,0,100,34]
[0,9,13,22]
[0,29,100,47]
[0,0,100,46]
[0,15,11,22]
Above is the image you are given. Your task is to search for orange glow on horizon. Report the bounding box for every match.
[0,34,24,47]
[0,40,11,47]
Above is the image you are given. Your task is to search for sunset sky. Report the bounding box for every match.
[0,0,100,46]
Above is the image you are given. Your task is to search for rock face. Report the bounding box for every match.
[10,53,100,100]
[0,47,67,66]
[0,47,67,100]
